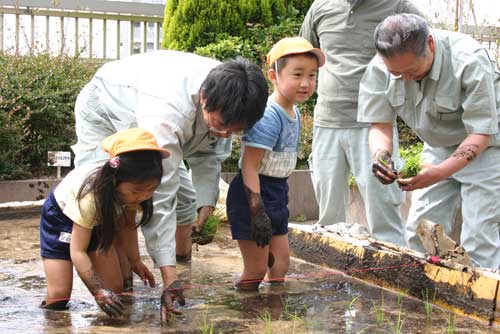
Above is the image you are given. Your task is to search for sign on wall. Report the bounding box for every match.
[47,151,72,167]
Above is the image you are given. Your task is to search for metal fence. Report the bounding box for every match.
[0,0,164,59]
[0,0,498,61]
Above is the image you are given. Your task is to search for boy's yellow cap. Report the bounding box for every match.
[101,128,170,159]
[266,37,325,67]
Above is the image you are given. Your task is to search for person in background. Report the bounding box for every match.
[71,51,268,323]
[40,128,166,316]
[227,37,325,290]
[300,0,422,245]
[358,13,500,269]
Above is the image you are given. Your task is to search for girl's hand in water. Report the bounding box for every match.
[131,260,156,287]
[94,288,125,317]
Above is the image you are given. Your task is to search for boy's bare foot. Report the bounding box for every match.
[235,279,261,291]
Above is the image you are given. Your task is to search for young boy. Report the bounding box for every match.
[227,37,325,290]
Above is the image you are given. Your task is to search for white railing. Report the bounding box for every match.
[0,0,164,59]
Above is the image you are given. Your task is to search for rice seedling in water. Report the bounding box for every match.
[371,294,385,324]
[199,307,215,334]
[356,325,377,334]
[259,309,273,334]
[280,296,290,319]
[279,296,306,328]
[447,313,456,333]
[396,292,403,307]
[388,305,405,334]
[348,295,360,309]
[422,288,436,321]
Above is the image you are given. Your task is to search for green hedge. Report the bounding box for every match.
[162,0,287,52]
[194,7,302,66]
[0,53,100,180]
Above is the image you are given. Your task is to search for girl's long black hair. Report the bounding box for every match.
[77,150,163,252]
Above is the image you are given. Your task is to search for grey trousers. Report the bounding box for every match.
[406,144,500,269]
[310,126,406,246]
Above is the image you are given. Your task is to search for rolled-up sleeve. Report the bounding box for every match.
[460,50,499,135]
[357,57,396,124]
[186,137,231,210]
[137,98,189,268]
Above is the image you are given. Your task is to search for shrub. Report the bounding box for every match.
[397,117,421,148]
[297,112,313,169]
[194,14,303,68]
[284,0,314,13]
[194,36,253,62]
[222,136,241,172]
[0,53,100,180]
[0,111,26,179]
[162,0,286,52]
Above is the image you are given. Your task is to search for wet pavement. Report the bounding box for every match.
[0,217,499,334]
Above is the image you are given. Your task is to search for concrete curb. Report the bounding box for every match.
[0,202,43,220]
[0,171,321,221]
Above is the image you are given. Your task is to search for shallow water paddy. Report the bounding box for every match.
[0,217,498,334]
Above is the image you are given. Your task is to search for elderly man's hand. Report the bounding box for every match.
[397,163,444,191]
[372,149,398,184]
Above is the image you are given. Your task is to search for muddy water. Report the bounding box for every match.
[0,217,498,334]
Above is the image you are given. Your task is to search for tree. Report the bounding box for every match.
[162,0,286,51]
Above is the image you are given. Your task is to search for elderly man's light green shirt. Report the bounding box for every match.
[358,29,500,147]
[300,0,422,128]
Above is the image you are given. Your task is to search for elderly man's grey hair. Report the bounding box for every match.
[374,13,430,58]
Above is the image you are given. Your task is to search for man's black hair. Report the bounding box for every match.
[201,58,268,129]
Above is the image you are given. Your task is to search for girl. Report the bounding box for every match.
[40,128,169,317]
[226,37,325,290]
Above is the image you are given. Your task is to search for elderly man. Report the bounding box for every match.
[358,13,500,269]
[300,0,422,246]
[72,50,268,322]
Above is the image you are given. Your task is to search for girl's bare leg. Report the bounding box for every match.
[42,258,73,309]
[89,247,123,294]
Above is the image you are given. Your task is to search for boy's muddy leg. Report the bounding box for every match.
[236,240,269,291]
[264,235,289,285]
[268,251,275,268]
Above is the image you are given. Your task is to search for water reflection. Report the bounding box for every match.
[0,218,498,334]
